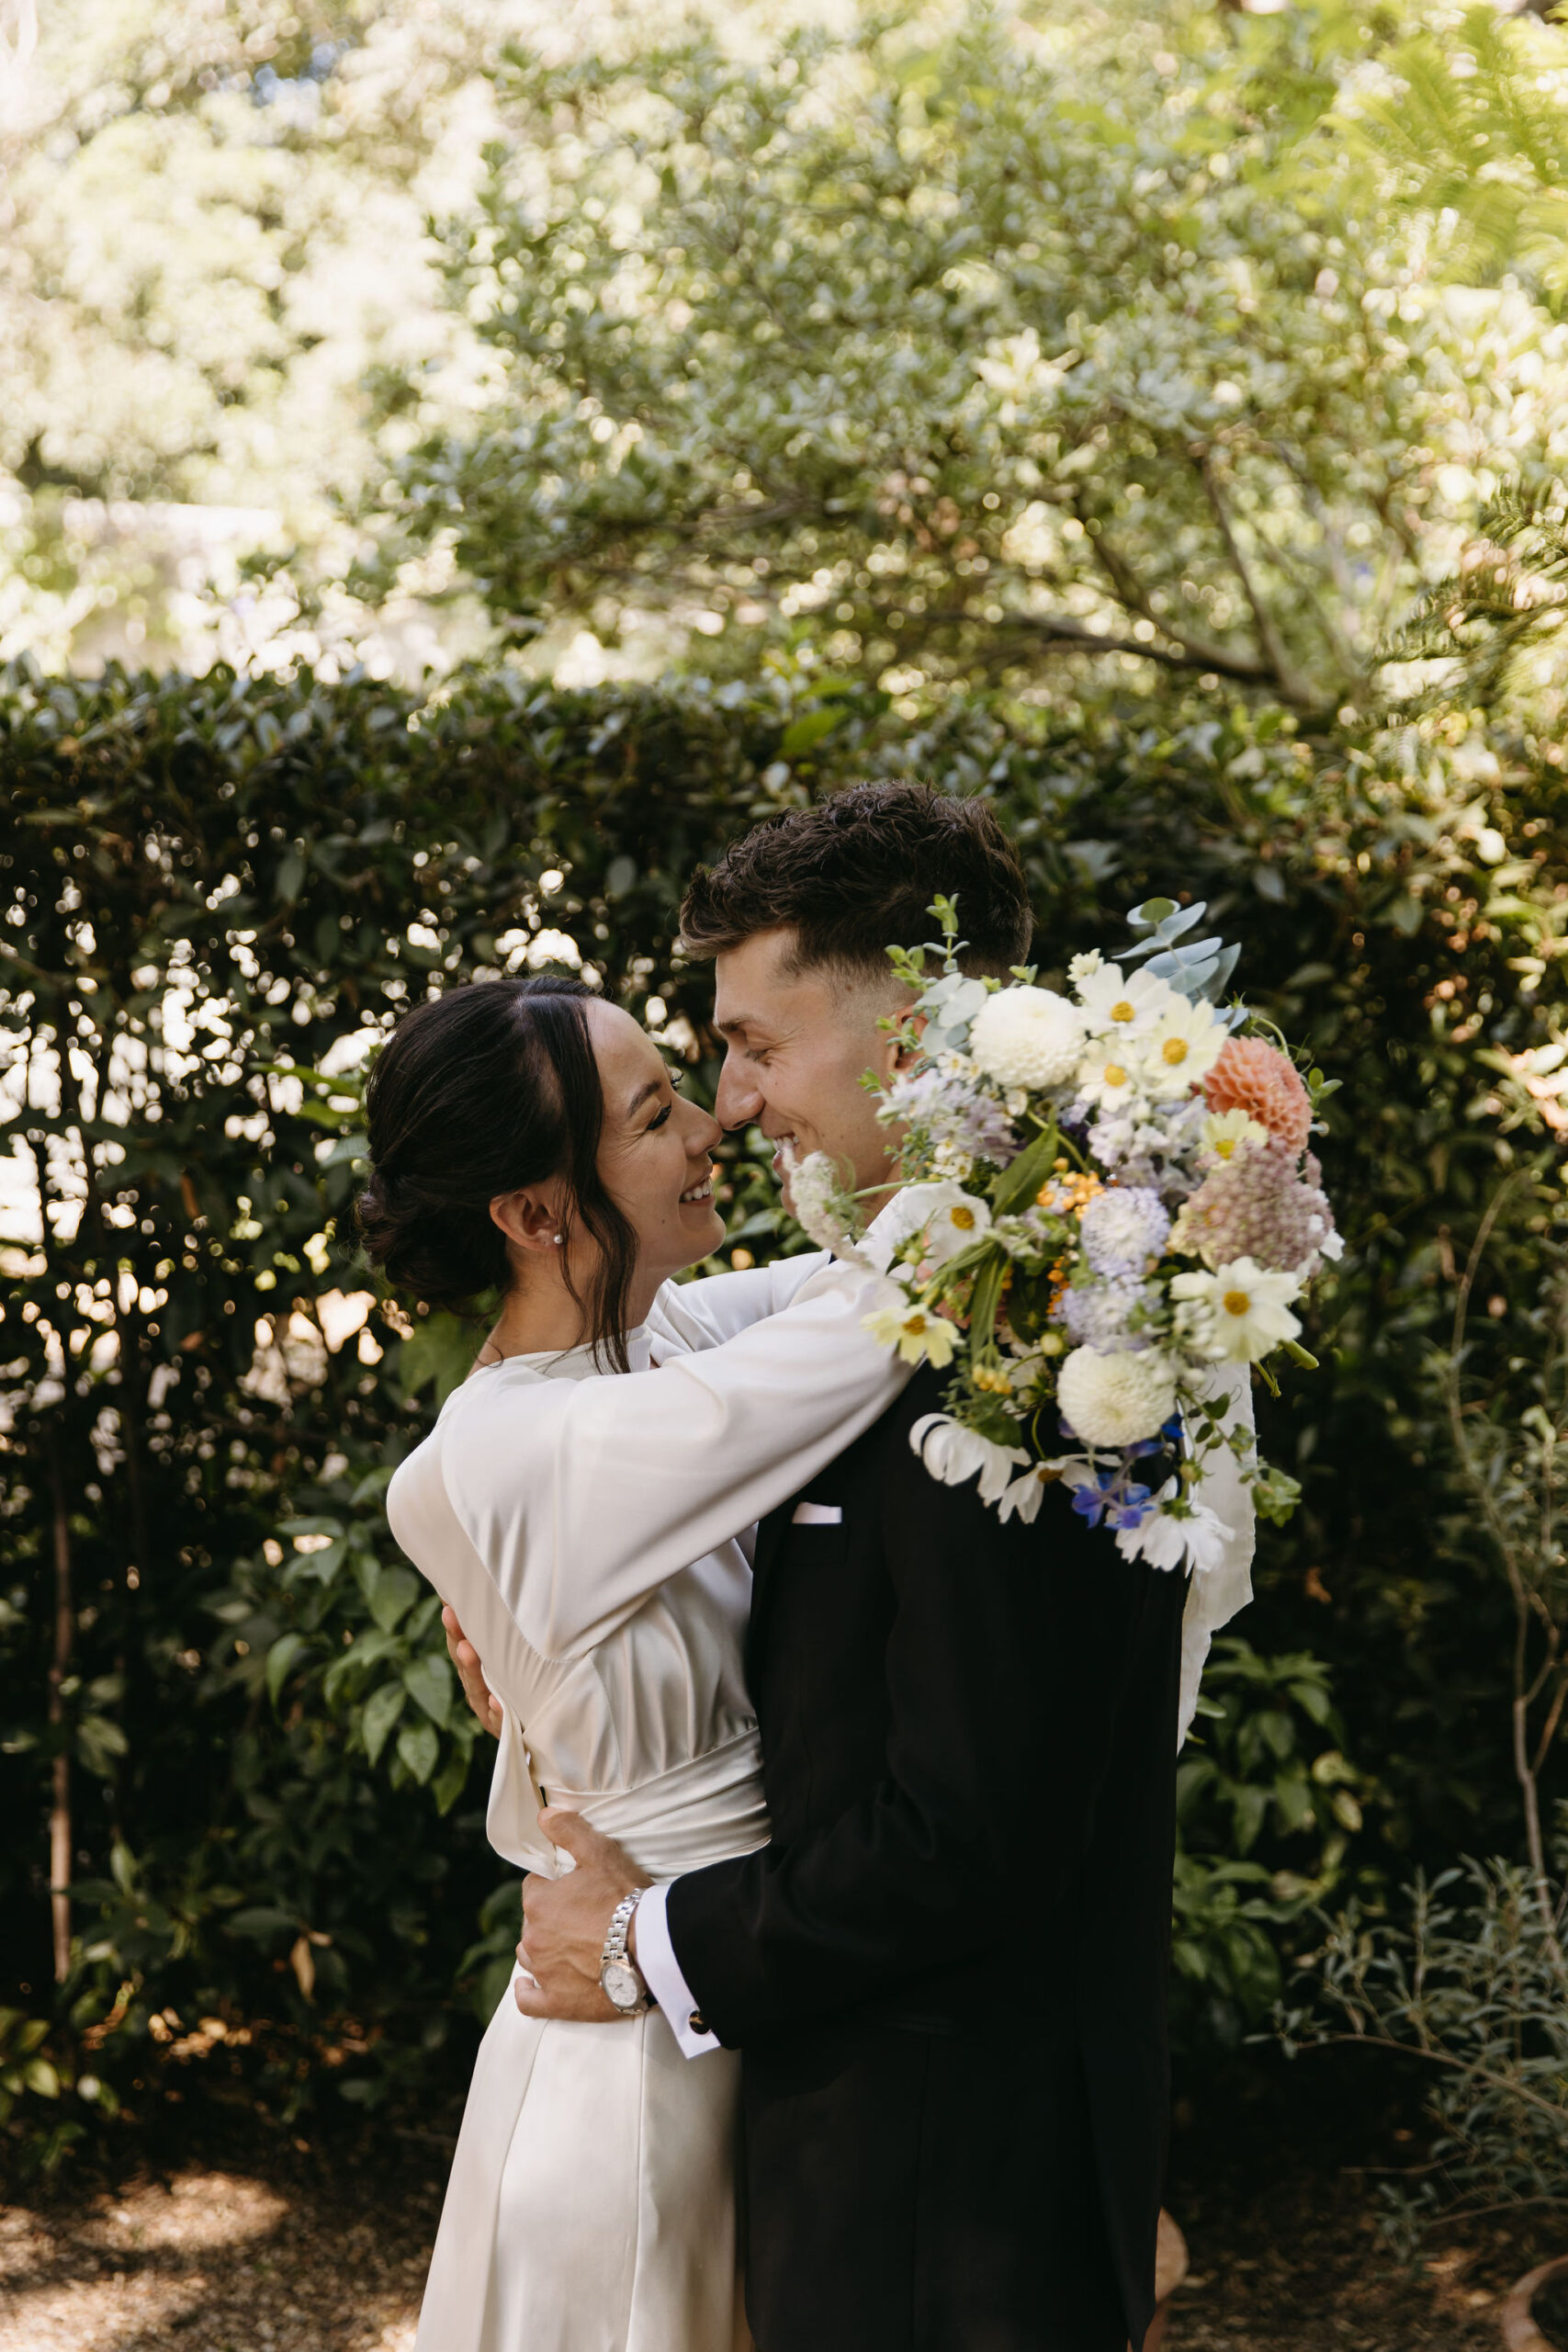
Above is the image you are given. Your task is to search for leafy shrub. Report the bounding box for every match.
[0,649,1562,2165]
[1174,1640,1380,2042]
[1284,1231,1568,2243]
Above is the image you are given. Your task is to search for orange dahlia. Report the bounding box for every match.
[1203,1036,1312,1157]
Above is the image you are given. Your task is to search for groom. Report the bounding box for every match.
[447,782,1190,2352]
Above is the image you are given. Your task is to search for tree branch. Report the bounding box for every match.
[1079,518,1278,684]
[913,603,1282,687]
[1198,454,1316,707]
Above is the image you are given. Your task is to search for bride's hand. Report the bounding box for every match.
[443,1606,503,1736]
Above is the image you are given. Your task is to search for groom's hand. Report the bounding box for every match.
[443,1606,502,1737]
[514,1809,650,2022]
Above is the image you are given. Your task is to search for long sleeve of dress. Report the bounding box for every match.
[389,1255,908,1663]
[643,1253,831,1359]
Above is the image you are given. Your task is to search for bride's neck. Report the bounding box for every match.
[481,1251,661,1362]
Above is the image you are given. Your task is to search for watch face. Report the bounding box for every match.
[603,1959,642,2012]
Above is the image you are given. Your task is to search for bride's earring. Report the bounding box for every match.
[552,1234,564,1246]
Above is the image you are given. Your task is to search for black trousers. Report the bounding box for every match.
[739,2024,1132,2352]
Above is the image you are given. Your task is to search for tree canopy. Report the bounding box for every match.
[367,1,1568,714]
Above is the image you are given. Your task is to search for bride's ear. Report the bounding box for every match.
[491,1184,569,1256]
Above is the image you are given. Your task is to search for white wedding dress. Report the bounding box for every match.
[387,1255,908,2352]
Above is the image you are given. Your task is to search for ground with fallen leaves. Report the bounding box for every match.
[1,2056,1562,2350]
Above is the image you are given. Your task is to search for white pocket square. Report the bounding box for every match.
[792,1501,842,1526]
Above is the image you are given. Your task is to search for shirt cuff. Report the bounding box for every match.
[636,1882,721,2059]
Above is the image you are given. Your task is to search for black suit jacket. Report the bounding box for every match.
[666,1365,1188,2346]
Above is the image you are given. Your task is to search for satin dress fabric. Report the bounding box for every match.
[388,1257,910,2352]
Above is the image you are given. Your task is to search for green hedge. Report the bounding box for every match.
[1,653,1562,2161]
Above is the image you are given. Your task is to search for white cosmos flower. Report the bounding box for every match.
[898,1181,994,1265]
[1075,1046,1148,1115]
[1075,961,1174,1040]
[1056,1345,1179,1448]
[1113,1476,1235,1574]
[1140,997,1226,1096]
[968,985,1086,1091]
[909,1412,1029,1501]
[998,1464,1055,1524]
[1170,1257,1302,1363]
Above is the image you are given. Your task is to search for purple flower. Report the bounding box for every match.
[1079,1186,1170,1276]
[1059,1277,1157,1352]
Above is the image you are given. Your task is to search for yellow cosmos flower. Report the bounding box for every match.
[863,1302,961,1368]
[1200,1108,1267,1163]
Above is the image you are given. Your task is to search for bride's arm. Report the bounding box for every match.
[420,1260,908,1662]
[643,1251,831,1358]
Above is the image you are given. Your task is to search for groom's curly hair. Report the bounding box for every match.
[679,780,1032,982]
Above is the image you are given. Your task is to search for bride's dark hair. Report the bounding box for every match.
[356,975,639,1372]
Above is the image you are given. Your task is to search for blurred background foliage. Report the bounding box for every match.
[1,0,1566,2178]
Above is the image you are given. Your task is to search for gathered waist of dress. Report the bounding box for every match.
[488,1722,772,1882]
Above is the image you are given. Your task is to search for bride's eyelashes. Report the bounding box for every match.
[647,1100,674,1132]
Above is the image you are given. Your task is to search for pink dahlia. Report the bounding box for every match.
[1203,1036,1313,1157]
[1174,1138,1337,1277]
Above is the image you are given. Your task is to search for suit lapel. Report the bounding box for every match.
[745,1496,796,1682]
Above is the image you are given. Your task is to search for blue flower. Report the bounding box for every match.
[1070,1477,1113,1526]
[1105,1482,1154,1531]
[1071,1464,1155,1531]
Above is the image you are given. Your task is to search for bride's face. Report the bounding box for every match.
[586,1001,727,1282]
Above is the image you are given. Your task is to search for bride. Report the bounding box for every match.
[357,970,904,2352]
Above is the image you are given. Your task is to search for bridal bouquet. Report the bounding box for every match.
[788,897,1339,1571]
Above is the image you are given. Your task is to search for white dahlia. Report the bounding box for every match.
[968,986,1086,1091]
[1056,1345,1179,1449]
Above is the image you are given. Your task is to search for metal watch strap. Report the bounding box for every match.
[600,1889,649,2009]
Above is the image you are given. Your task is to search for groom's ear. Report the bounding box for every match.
[890,1007,926,1073]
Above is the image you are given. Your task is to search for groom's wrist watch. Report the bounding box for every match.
[600,1890,652,2015]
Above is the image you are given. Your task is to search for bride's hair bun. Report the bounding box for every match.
[355,976,637,1351]
[355,1164,506,1317]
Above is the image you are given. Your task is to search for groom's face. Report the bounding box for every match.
[711,927,910,1214]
